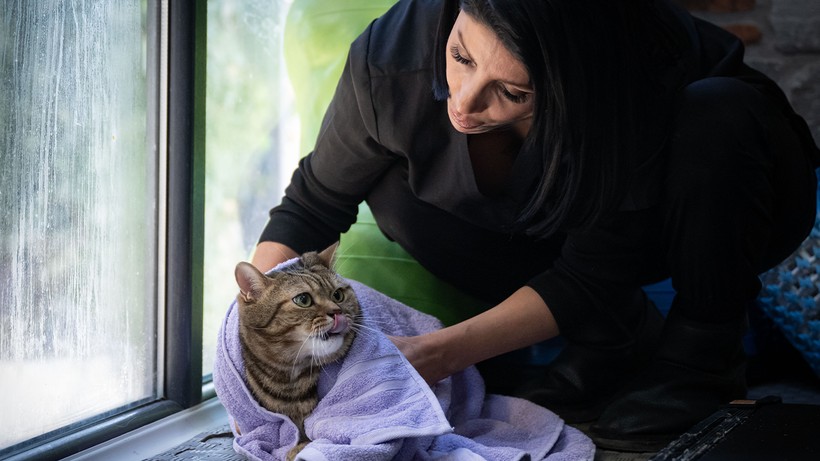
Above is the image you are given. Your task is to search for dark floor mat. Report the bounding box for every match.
[143,426,243,461]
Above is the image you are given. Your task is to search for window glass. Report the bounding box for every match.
[0,0,156,451]
[202,0,299,376]
[201,0,395,377]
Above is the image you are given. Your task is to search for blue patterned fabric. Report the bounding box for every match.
[757,170,820,377]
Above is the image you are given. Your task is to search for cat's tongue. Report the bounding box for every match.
[329,313,349,334]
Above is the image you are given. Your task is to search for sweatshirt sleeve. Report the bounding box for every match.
[258,24,398,254]
[526,207,663,341]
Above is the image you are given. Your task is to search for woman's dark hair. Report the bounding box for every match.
[433,0,670,237]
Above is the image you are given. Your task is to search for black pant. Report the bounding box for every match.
[661,77,817,323]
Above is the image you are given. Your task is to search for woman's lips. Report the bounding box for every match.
[450,108,480,130]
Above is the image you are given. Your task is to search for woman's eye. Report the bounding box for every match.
[292,293,313,307]
[500,86,529,104]
[331,288,345,302]
[450,46,471,65]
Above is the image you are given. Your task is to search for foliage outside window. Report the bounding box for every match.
[201,0,394,376]
[202,0,299,376]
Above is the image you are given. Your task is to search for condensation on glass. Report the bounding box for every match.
[0,1,157,451]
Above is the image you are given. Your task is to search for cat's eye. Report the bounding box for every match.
[331,288,345,303]
[292,293,313,308]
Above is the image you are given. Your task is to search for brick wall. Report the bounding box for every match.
[677,0,820,145]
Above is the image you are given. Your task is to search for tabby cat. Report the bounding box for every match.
[234,244,360,460]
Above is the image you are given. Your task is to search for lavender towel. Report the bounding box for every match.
[213,262,594,461]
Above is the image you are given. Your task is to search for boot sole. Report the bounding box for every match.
[590,432,675,453]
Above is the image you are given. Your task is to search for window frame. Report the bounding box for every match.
[1,0,209,459]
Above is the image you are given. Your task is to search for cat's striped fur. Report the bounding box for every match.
[234,244,360,459]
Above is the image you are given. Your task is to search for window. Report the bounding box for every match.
[202,0,299,378]
[1,0,372,457]
[0,0,157,454]
[200,0,393,379]
[0,1,208,459]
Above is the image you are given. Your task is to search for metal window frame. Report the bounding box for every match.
[164,0,206,410]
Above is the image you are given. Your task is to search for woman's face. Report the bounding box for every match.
[445,11,534,138]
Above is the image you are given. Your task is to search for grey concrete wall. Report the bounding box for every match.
[683,0,820,145]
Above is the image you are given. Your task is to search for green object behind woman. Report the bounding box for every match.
[284,0,489,326]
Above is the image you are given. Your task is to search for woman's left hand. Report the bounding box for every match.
[390,286,559,387]
[389,333,453,386]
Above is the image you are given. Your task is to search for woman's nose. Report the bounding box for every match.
[452,80,486,115]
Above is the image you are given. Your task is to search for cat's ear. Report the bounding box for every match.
[235,261,268,303]
[317,242,340,269]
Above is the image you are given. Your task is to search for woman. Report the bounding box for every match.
[251,0,820,451]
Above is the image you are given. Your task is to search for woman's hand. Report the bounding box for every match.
[389,333,453,386]
[389,286,560,386]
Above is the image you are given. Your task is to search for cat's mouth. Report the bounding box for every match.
[318,313,349,341]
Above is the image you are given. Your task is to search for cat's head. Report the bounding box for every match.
[234,243,360,369]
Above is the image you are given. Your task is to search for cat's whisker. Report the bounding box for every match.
[355,316,408,328]
[348,321,379,333]
[330,238,362,275]
[358,312,410,325]
[291,335,312,378]
[271,245,293,265]
[347,326,379,342]
[356,319,395,329]
[349,322,380,333]
[349,323,414,346]
[308,336,318,377]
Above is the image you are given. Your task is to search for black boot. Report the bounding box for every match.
[515,292,664,423]
[589,311,748,452]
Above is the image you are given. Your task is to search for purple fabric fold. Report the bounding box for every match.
[213,260,594,461]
